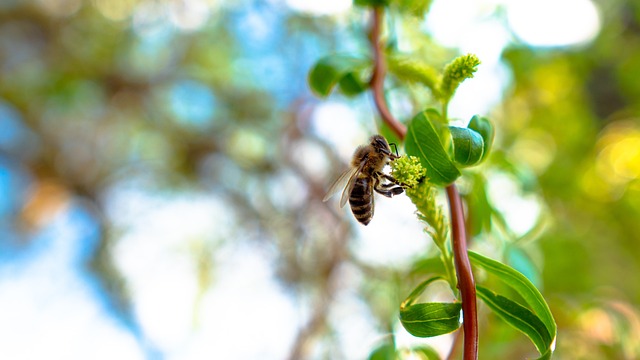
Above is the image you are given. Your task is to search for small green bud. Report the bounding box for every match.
[391,155,427,188]
[440,54,481,101]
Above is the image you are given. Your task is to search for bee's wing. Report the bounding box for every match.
[339,165,361,208]
[339,160,367,208]
[323,166,358,204]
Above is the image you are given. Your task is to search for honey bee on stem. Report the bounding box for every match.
[323,135,409,225]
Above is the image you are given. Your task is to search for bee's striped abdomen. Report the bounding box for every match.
[349,177,374,225]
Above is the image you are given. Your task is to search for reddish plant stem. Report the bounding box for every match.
[368,6,478,360]
[446,185,478,360]
[369,6,407,140]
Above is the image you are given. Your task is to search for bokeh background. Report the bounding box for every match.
[1,0,639,359]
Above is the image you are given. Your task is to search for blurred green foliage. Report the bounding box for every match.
[491,1,640,357]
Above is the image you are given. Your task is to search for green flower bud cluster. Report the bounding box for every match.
[392,156,455,287]
[391,155,427,188]
[391,156,447,247]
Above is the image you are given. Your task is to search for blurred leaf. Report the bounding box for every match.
[506,247,541,288]
[308,55,369,97]
[401,277,444,308]
[393,0,433,17]
[338,71,369,96]
[410,255,446,276]
[468,115,494,161]
[368,341,396,360]
[411,345,441,360]
[477,286,552,358]
[465,173,493,237]
[469,251,557,354]
[354,0,390,7]
[491,152,539,192]
[388,57,441,98]
[405,110,460,185]
[449,126,484,167]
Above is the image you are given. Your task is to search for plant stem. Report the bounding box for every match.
[442,100,449,124]
[369,7,478,359]
[446,184,478,360]
[369,6,407,140]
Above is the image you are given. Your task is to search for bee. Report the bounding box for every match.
[323,134,408,225]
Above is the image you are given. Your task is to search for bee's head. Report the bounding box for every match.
[370,135,398,158]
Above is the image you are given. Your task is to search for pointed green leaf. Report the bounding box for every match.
[401,277,444,308]
[400,302,461,337]
[308,55,368,97]
[469,251,557,355]
[405,110,461,185]
[449,126,484,167]
[400,277,460,338]
[477,286,551,355]
[537,349,553,360]
[468,115,494,161]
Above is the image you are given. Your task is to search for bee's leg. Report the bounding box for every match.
[376,172,411,188]
[374,181,404,197]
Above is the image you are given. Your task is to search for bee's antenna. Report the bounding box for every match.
[389,143,399,157]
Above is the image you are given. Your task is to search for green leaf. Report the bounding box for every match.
[410,256,446,276]
[468,115,494,161]
[477,286,551,356]
[308,55,368,97]
[405,110,461,185]
[411,346,441,360]
[399,277,461,338]
[338,71,369,96]
[449,126,484,167]
[469,251,557,355]
[400,302,462,337]
[401,277,444,308]
[368,342,396,360]
[537,350,553,360]
[387,57,441,98]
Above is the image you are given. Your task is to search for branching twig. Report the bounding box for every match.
[368,6,478,359]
